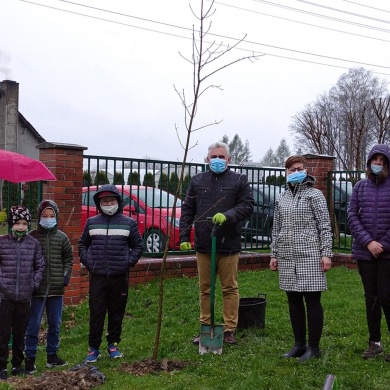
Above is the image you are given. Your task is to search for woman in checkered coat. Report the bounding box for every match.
[270,155,333,363]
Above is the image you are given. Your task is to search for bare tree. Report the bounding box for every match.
[289,67,389,170]
[153,0,262,360]
[371,95,390,144]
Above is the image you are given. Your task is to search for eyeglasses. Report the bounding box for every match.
[100,198,118,206]
[210,155,227,159]
[288,167,305,173]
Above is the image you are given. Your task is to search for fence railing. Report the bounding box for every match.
[0,181,44,226]
[0,155,362,254]
[326,170,364,251]
[82,155,289,254]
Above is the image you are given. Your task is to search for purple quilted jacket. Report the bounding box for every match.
[0,233,46,302]
[348,144,390,261]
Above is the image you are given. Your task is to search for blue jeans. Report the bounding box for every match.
[25,296,64,358]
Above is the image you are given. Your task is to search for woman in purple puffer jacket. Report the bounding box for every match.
[348,143,390,362]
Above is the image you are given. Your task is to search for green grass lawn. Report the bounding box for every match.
[2,267,390,389]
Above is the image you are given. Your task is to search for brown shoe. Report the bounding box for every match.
[224,331,236,344]
[362,341,383,359]
[192,335,200,345]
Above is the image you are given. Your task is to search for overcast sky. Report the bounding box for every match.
[1,0,389,163]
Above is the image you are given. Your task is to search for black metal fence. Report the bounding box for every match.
[0,181,44,228]
[326,170,364,251]
[82,155,360,254]
[0,154,363,254]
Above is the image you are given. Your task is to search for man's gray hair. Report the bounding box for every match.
[208,142,230,156]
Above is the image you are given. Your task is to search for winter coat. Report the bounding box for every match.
[348,144,390,261]
[78,184,144,276]
[270,175,333,292]
[179,168,254,253]
[29,200,73,297]
[0,233,46,302]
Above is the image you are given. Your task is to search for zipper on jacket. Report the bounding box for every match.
[45,231,51,289]
[104,217,110,275]
[16,240,21,300]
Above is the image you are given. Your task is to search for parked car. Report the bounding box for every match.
[82,185,194,253]
[332,180,353,234]
[242,184,284,243]
[242,180,354,243]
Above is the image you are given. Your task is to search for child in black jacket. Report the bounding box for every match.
[0,206,45,380]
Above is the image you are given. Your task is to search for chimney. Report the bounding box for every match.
[0,80,19,152]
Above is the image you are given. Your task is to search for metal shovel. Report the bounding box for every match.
[199,224,224,355]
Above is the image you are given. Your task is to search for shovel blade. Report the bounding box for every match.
[199,324,224,355]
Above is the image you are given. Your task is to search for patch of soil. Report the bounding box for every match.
[7,364,105,390]
[121,358,189,376]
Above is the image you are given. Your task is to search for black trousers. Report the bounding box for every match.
[357,259,390,343]
[88,273,129,350]
[0,299,30,369]
[286,291,323,350]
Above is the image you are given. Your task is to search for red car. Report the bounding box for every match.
[82,185,194,253]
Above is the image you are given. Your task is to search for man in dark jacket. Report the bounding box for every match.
[25,200,73,373]
[180,142,254,345]
[78,184,144,363]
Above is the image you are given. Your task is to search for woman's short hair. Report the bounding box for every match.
[285,155,307,169]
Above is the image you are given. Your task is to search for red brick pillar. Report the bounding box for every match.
[303,154,335,198]
[37,142,88,305]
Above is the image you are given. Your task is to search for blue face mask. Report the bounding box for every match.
[40,217,57,230]
[209,158,227,174]
[371,164,383,175]
[287,171,307,184]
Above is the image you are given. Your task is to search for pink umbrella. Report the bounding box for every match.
[0,149,56,183]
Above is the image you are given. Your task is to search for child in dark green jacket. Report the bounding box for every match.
[25,200,73,374]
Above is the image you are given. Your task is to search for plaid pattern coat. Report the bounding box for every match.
[270,175,333,292]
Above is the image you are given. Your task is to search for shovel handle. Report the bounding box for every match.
[210,234,217,327]
[207,217,218,327]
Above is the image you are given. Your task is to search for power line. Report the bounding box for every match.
[252,0,390,33]
[214,1,390,44]
[18,0,390,75]
[295,0,390,25]
[339,0,390,14]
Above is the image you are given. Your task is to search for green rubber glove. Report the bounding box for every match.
[212,213,227,225]
[180,242,192,251]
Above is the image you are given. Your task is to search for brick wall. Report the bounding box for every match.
[38,142,87,304]
[128,252,356,286]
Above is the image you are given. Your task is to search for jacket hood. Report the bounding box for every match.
[37,200,59,231]
[367,144,390,167]
[93,184,123,214]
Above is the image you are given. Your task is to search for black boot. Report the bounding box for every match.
[298,346,321,363]
[281,344,307,358]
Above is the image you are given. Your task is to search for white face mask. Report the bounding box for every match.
[101,204,119,215]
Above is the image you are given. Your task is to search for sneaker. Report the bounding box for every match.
[85,348,101,363]
[11,366,25,376]
[385,353,390,362]
[25,357,37,374]
[108,343,123,359]
[0,369,7,380]
[46,353,68,368]
[192,335,200,345]
[362,341,383,359]
[223,331,236,345]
